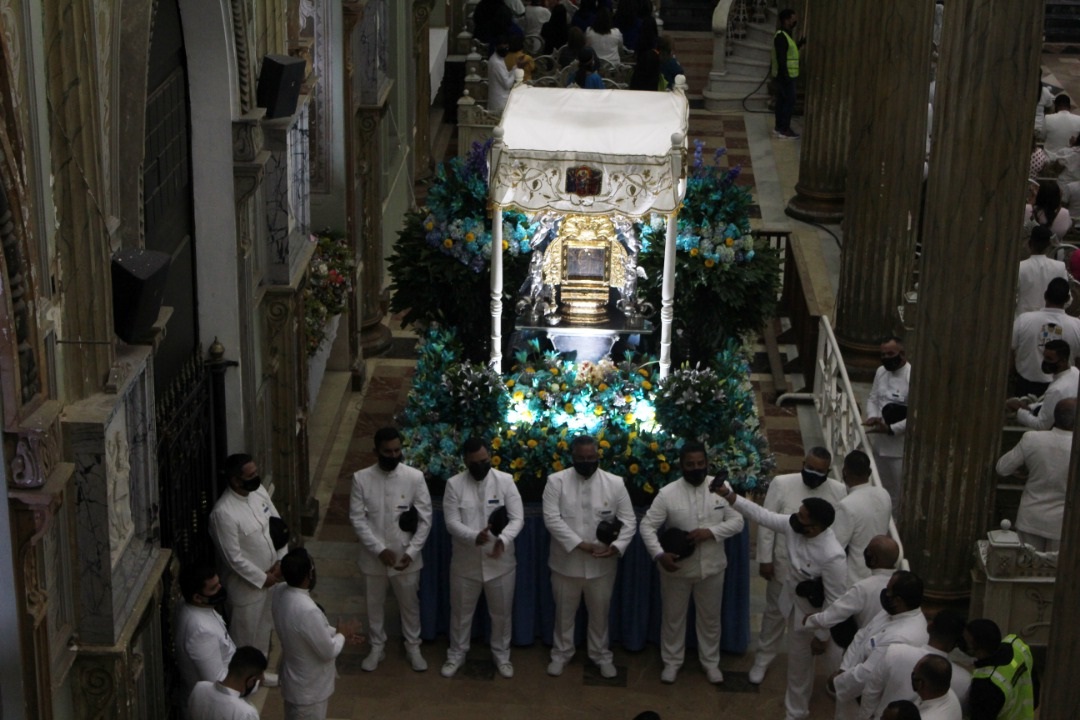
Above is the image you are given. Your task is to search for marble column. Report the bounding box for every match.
[783,0,862,224]
[413,0,435,181]
[834,2,933,373]
[1044,412,1080,713]
[901,0,1043,600]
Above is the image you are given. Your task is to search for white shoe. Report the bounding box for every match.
[547,659,565,677]
[261,671,279,688]
[748,658,769,684]
[661,664,678,684]
[598,662,617,679]
[441,659,462,678]
[497,662,514,679]
[361,647,386,672]
[406,647,428,672]
[706,666,724,684]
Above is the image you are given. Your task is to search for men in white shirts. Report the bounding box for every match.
[1016,227,1068,318]
[748,447,846,685]
[188,646,266,720]
[640,441,745,685]
[1012,278,1080,398]
[349,427,433,672]
[543,435,636,679]
[175,562,235,714]
[832,451,892,583]
[441,437,525,679]
[272,548,363,720]
[208,453,285,685]
[865,337,911,512]
[912,655,963,720]
[713,485,846,720]
[860,609,971,720]
[1043,93,1080,155]
[1008,339,1080,430]
[996,397,1075,551]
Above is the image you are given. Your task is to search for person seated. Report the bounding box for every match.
[658,35,685,89]
[1016,226,1068,317]
[488,36,523,115]
[571,0,599,32]
[629,16,661,91]
[504,35,536,82]
[558,26,587,67]
[1044,93,1080,156]
[474,0,517,48]
[1024,180,1071,241]
[613,0,645,50]
[541,3,570,54]
[1029,137,1049,178]
[585,7,624,65]
[569,47,604,89]
[524,0,552,38]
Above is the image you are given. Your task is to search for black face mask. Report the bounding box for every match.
[683,469,708,486]
[201,587,228,607]
[880,588,898,615]
[881,355,904,372]
[308,568,318,592]
[241,475,262,493]
[378,455,401,472]
[1041,360,1060,375]
[496,46,509,57]
[789,513,809,534]
[468,461,491,481]
[241,678,260,698]
[574,461,599,478]
[801,468,828,489]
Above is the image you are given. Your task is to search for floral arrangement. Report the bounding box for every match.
[304,231,354,357]
[399,327,773,504]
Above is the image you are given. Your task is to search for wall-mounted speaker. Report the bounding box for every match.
[256,54,306,120]
[111,249,171,344]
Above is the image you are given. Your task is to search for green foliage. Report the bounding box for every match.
[303,231,354,357]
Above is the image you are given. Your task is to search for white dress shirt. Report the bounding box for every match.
[917,689,963,720]
[1043,110,1080,155]
[866,363,911,458]
[832,484,893,582]
[860,643,971,720]
[487,51,517,114]
[756,472,847,580]
[731,497,847,642]
[585,27,624,65]
[523,5,551,36]
[834,607,930,701]
[1012,307,1080,382]
[444,468,524,582]
[805,568,893,631]
[174,603,236,697]
[349,463,432,576]
[1017,255,1069,318]
[187,681,259,720]
[209,486,284,606]
[640,476,744,580]
[271,584,345,706]
[542,467,636,579]
[1016,365,1080,430]
[995,426,1073,540]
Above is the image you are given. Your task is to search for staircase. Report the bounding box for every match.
[702,3,774,112]
[660,0,717,31]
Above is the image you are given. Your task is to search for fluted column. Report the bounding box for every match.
[413,0,435,181]
[834,2,933,372]
[783,0,862,223]
[901,0,1043,600]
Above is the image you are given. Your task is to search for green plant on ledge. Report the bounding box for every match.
[304,231,354,358]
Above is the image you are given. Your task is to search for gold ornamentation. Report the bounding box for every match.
[540,215,627,324]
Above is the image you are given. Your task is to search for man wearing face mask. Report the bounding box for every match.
[174,562,236,716]
[832,451,893,584]
[187,645,267,720]
[865,336,911,513]
[488,34,524,114]
[639,441,744,684]
[441,437,525,679]
[543,434,636,679]
[714,484,846,720]
[209,453,286,684]
[749,447,845,685]
[349,426,433,673]
[272,548,363,720]
[1008,339,1080,431]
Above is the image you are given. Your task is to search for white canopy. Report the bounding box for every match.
[489,85,689,216]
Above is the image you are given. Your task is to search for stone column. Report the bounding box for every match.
[784,0,862,224]
[413,0,435,181]
[901,0,1043,600]
[834,2,933,373]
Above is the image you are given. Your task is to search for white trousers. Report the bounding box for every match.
[754,572,787,666]
[284,699,328,720]
[1018,530,1060,552]
[228,590,273,655]
[784,607,818,720]
[874,454,904,514]
[447,570,516,665]
[363,571,422,649]
[658,570,725,669]
[550,570,615,665]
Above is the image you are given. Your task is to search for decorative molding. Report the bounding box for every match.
[230,0,255,113]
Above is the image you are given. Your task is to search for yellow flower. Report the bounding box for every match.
[491,455,502,466]
[642,380,653,390]
[538,390,548,399]
[527,439,538,448]
[659,462,671,473]
[513,391,524,402]
[513,472,521,482]
[526,366,535,373]
[557,440,568,450]
[511,457,526,470]
[491,438,502,450]
[550,367,560,375]
[657,454,667,462]
[639,368,650,378]
[704,259,716,268]
[502,240,510,250]
[649,442,659,451]
[690,247,699,256]
[561,383,568,390]
[628,431,638,440]
[465,232,476,242]
[725,237,734,247]
[594,405,604,416]
[553,460,564,471]
[643,482,655,494]
[443,238,454,248]
[624,413,635,424]
[598,383,609,391]
[599,440,611,449]
[564,403,575,413]
[624,395,633,403]
[629,463,640,474]
[424,221,435,231]
[506,379,515,388]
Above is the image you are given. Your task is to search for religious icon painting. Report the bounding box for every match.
[565,166,603,196]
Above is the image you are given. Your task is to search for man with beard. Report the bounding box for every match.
[640,441,744,684]
[174,562,235,716]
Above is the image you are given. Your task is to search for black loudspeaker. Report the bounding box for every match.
[111,249,171,344]
[256,54,305,119]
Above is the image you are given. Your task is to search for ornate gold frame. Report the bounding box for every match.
[539,214,628,324]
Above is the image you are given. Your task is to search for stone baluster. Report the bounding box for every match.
[901,0,1043,600]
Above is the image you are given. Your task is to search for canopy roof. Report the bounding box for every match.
[489,85,689,217]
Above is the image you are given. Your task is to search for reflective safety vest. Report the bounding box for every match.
[971,634,1035,720]
[771,30,799,79]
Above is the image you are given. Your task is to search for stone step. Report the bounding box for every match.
[707,71,772,95]
[727,53,771,74]
[702,88,771,113]
[730,37,773,62]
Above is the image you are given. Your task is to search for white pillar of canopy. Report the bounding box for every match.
[489,127,505,372]
[659,131,685,380]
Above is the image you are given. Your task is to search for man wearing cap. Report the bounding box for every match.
[543,434,636,679]
[640,441,744,684]
[441,437,524,679]
[208,453,286,686]
[714,483,846,720]
[349,426,433,673]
